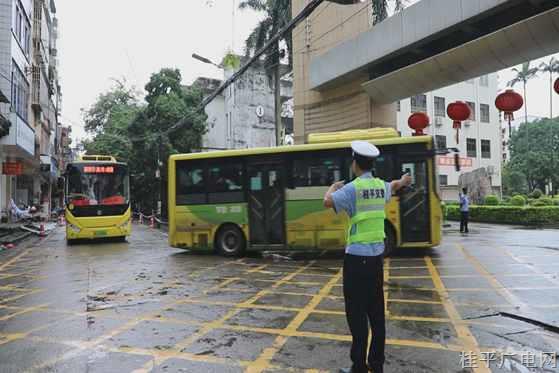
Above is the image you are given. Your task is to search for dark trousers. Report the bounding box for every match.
[460,211,469,233]
[343,254,385,372]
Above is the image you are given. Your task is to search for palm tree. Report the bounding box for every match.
[239,0,291,146]
[508,62,539,123]
[539,57,559,119]
[239,0,405,144]
[372,0,406,25]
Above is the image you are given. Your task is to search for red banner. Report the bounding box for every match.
[2,162,23,175]
[437,156,472,167]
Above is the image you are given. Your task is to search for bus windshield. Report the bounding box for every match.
[66,164,130,206]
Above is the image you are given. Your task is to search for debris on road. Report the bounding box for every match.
[262,252,293,262]
[21,222,57,237]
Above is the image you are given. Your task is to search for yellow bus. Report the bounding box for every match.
[168,128,443,256]
[65,155,131,243]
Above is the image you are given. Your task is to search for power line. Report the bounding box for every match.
[291,1,332,41]
[126,0,331,143]
[292,0,371,56]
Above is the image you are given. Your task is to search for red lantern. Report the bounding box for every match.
[408,112,430,136]
[495,89,523,136]
[554,77,559,95]
[447,101,471,144]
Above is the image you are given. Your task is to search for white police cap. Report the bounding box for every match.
[351,140,380,158]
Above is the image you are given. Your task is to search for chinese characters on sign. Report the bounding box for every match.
[2,162,23,175]
[216,206,242,214]
[460,351,556,369]
[437,156,473,167]
[84,166,115,174]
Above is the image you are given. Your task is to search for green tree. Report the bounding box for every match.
[82,80,141,164]
[508,118,559,193]
[82,80,139,134]
[508,62,539,123]
[128,68,207,215]
[539,57,559,119]
[372,0,406,25]
[239,0,406,145]
[502,163,528,196]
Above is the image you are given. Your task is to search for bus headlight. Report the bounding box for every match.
[118,219,130,229]
[67,223,81,233]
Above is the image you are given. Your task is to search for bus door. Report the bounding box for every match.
[399,160,430,243]
[247,163,286,246]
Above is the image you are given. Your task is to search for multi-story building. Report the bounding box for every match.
[194,57,293,150]
[0,0,36,218]
[32,0,61,214]
[396,74,503,200]
[292,1,397,144]
[0,0,61,220]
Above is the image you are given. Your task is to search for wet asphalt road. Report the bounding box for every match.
[0,223,558,373]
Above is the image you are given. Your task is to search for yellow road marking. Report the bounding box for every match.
[129,262,317,373]
[24,262,269,373]
[425,257,490,373]
[0,288,45,305]
[0,303,50,322]
[456,244,522,305]
[245,268,343,373]
[0,249,32,272]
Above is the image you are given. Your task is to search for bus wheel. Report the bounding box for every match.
[384,224,396,258]
[216,225,246,257]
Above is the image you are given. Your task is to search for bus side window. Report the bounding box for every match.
[207,161,245,204]
[293,153,342,187]
[176,162,207,205]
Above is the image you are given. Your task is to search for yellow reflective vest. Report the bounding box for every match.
[347,177,386,245]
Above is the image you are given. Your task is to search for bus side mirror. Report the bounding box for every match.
[454,153,461,172]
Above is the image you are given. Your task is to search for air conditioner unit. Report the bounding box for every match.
[464,120,472,127]
[486,165,495,175]
[434,116,443,126]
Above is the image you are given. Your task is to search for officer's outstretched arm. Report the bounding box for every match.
[390,174,412,193]
[323,181,344,209]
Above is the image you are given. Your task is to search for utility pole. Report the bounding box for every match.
[274,45,283,146]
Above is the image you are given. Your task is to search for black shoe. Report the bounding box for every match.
[368,364,384,373]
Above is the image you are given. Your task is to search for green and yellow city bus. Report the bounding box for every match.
[168,128,443,256]
[65,155,132,243]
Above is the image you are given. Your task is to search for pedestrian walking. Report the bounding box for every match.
[459,187,469,233]
[323,141,412,373]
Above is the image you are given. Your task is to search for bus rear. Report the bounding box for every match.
[65,156,131,242]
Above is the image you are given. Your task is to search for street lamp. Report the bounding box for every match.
[192,53,222,69]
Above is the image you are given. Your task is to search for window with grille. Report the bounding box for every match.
[467,101,476,121]
[480,104,490,123]
[434,96,445,117]
[481,140,491,159]
[467,138,477,158]
[435,135,447,150]
[410,94,427,113]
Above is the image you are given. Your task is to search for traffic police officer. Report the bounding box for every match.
[323,141,412,373]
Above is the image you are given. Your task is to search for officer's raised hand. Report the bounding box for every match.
[401,174,412,187]
[324,180,345,208]
[331,180,345,191]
